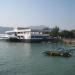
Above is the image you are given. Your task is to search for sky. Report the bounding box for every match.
[0,0,75,30]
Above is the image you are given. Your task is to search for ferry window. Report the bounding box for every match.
[21,36,23,38]
[31,36,34,38]
[31,36,42,38]
[15,32,17,36]
[20,36,24,39]
[32,32,34,34]
[18,32,20,34]
[40,32,42,34]
[35,32,39,34]
[21,32,23,34]
[18,36,20,39]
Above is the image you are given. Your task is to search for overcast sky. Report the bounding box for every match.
[0,0,75,30]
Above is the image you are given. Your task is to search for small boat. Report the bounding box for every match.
[43,49,72,57]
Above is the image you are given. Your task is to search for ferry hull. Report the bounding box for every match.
[6,38,55,43]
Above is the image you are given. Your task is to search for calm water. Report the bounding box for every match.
[0,41,75,75]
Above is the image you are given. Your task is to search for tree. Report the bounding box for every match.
[71,30,75,37]
[60,30,74,38]
[50,26,59,37]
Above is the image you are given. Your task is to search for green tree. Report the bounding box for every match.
[50,26,59,37]
[71,30,75,37]
[60,30,74,38]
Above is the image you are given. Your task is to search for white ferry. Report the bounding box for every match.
[5,27,54,42]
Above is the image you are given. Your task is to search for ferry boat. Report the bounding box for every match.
[5,27,54,42]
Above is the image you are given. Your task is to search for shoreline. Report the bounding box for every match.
[63,39,75,45]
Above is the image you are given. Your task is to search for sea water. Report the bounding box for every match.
[0,41,75,75]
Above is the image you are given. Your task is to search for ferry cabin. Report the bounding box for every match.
[5,27,51,42]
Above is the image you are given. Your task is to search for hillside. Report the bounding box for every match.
[0,26,13,34]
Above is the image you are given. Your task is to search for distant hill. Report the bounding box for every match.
[0,25,51,34]
[29,25,50,30]
[0,26,13,34]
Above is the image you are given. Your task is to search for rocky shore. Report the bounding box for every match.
[63,39,75,45]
